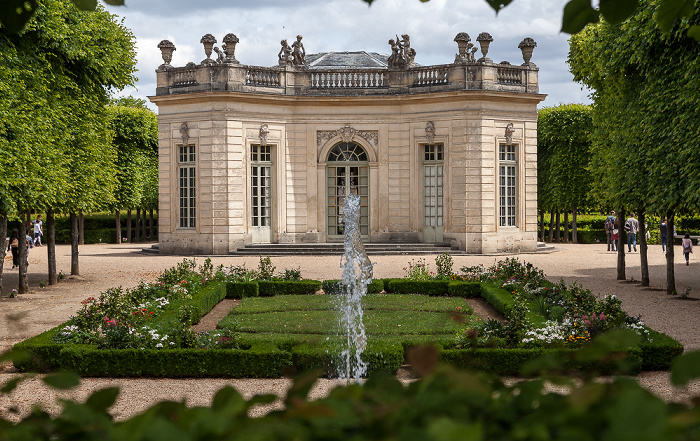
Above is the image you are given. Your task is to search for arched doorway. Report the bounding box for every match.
[326,142,369,240]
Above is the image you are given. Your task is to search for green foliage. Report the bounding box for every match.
[257,280,322,296]
[537,104,593,212]
[226,281,259,299]
[0,0,136,219]
[385,279,450,295]
[569,0,700,214]
[403,257,432,280]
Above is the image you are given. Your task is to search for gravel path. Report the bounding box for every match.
[1,242,699,420]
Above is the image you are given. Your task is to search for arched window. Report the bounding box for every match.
[327,142,368,162]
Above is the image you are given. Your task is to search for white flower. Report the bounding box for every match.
[155,343,163,348]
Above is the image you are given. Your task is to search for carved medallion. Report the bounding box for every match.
[259,123,269,145]
[179,122,189,145]
[425,121,435,144]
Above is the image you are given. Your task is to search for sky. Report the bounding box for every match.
[105,0,592,111]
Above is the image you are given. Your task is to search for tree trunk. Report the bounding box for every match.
[18,216,29,293]
[78,211,84,245]
[0,214,6,294]
[149,209,154,240]
[617,208,626,281]
[47,209,57,285]
[25,210,31,228]
[126,208,132,243]
[115,210,122,244]
[666,211,676,295]
[141,207,147,240]
[639,209,649,286]
[70,212,79,276]
[135,207,141,242]
[572,207,578,244]
[563,210,570,243]
[555,211,561,243]
[548,210,554,242]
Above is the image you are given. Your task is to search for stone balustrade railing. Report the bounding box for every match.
[156,61,539,97]
[310,70,386,89]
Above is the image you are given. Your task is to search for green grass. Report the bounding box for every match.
[220,294,476,336]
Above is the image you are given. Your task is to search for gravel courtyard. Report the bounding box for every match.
[1,242,699,420]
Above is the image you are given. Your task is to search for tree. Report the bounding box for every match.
[538,104,593,243]
[2,0,700,39]
[569,0,700,293]
[0,0,136,290]
[107,101,158,243]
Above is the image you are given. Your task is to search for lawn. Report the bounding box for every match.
[219,294,477,336]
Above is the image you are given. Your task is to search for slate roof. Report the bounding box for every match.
[306,51,389,69]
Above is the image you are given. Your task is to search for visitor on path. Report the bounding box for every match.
[604,211,616,251]
[33,214,43,247]
[624,213,640,252]
[682,233,693,266]
[7,228,20,269]
[611,220,619,252]
[660,217,668,253]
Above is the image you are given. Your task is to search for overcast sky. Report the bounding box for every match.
[105,0,592,111]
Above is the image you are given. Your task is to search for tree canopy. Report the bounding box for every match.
[0,0,136,218]
[1,0,699,39]
[537,104,593,213]
[568,0,700,214]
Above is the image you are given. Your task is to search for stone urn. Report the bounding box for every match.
[200,33,217,65]
[222,33,240,64]
[518,37,537,66]
[453,32,472,64]
[157,40,176,70]
[476,32,493,62]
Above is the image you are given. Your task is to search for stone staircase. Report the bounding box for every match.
[231,242,458,256]
[141,242,556,255]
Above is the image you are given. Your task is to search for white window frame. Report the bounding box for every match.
[178,144,196,229]
[499,143,517,227]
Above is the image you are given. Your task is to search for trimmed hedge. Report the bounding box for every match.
[291,339,404,378]
[447,281,481,297]
[56,342,289,377]
[257,280,322,296]
[479,283,515,315]
[226,282,259,299]
[321,279,384,294]
[441,347,643,376]
[639,329,685,370]
[385,279,449,295]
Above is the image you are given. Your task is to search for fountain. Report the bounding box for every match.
[337,193,373,384]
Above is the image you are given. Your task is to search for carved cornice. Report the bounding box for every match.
[317,125,378,148]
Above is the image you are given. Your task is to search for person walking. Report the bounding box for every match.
[624,212,640,252]
[659,217,668,253]
[33,214,43,247]
[611,219,619,252]
[604,211,616,252]
[682,233,693,266]
[7,228,20,269]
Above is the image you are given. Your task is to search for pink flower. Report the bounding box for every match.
[600,313,606,320]
[582,315,588,321]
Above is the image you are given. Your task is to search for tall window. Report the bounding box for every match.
[178,145,196,229]
[499,144,516,227]
[423,144,444,229]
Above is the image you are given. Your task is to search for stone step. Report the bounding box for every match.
[140,242,460,256]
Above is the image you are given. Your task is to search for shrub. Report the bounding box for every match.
[322,279,384,294]
[384,279,449,295]
[435,252,453,278]
[447,281,480,297]
[226,282,259,299]
[257,280,321,296]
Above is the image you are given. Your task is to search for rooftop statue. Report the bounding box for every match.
[387,34,416,69]
[291,35,306,66]
[278,39,293,66]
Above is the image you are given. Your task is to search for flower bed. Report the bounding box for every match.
[12,255,683,377]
